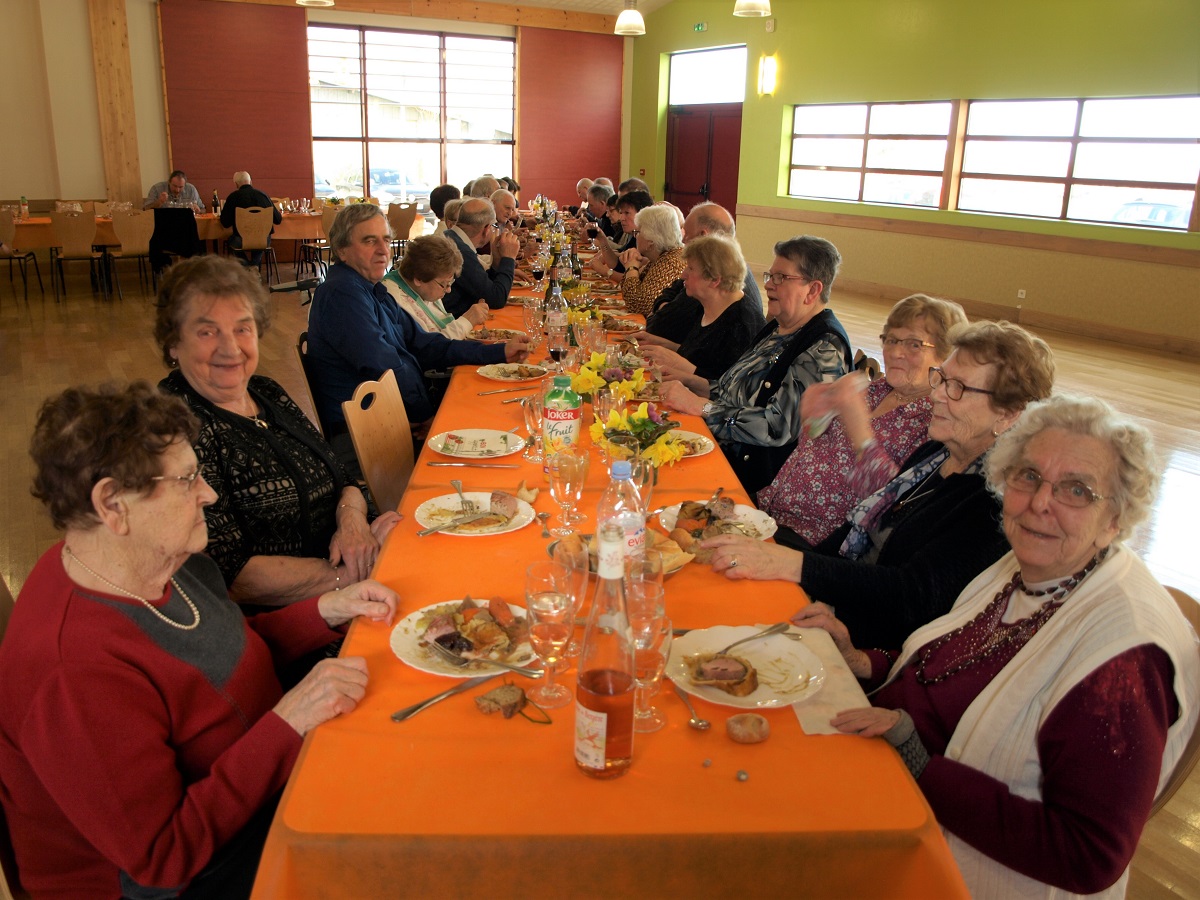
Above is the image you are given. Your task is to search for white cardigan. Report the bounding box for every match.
[885,544,1199,900]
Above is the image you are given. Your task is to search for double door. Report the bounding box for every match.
[664,103,743,218]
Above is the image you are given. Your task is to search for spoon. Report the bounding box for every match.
[716,622,790,656]
[706,486,725,508]
[537,511,552,538]
[672,682,711,731]
[450,479,474,513]
[428,639,544,679]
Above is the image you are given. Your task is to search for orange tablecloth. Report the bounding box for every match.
[250,302,967,898]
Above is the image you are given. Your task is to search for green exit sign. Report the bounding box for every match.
[694,22,707,31]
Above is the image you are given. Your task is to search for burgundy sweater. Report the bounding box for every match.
[0,545,339,898]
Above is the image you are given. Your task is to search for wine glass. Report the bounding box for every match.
[624,549,664,595]
[521,394,544,462]
[628,454,656,510]
[524,561,574,709]
[547,328,570,372]
[552,540,591,660]
[586,221,600,250]
[531,252,549,293]
[602,433,639,475]
[628,584,670,732]
[565,445,590,524]
[522,298,545,352]
[546,447,588,536]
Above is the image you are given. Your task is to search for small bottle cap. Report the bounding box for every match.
[611,460,632,478]
[553,375,571,387]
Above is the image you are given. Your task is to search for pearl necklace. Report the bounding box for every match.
[914,548,1107,685]
[62,546,201,631]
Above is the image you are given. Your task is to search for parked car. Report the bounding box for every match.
[1111,201,1191,229]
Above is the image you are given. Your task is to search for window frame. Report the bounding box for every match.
[787,94,1200,233]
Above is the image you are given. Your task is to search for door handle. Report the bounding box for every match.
[700,182,709,198]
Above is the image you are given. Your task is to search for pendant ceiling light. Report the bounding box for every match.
[615,0,646,36]
[733,0,772,15]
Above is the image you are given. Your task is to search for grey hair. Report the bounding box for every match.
[490,189,515,207]
[633,205,683,252]
[329,203,388,255]
[984,394,1159,542]
[470,177,500,198]
[457,198,496,229]
[687,201,735,236]
[773,235,841,303]
[443,198,465,224]
[588,184,615,203]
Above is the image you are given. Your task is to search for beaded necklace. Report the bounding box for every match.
[62,545,201,631]
[914,548,1108,685]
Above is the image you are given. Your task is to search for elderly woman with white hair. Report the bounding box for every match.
[618,205,685,317]
[796,394,1199,900]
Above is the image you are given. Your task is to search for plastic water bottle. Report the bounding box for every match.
[542,375,582,457]
[574,521,636,779]
[18,196,29,220]
[596,460,646,559]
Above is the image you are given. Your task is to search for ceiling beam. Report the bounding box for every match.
[207,0,617,34]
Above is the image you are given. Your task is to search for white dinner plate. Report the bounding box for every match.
[658,503,777,540]
[414,492,535,536]
[476,363,548,383]
[389,600,533,677]
[464,327,526,343]
[667,625,825,709]
[430,429,524,458]
[673,430,715,458]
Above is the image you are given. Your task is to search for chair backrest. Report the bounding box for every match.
[293,332,325,437]
[150,208,201,259]
[1151,586,1200,817]
[387,203,419,241]
[234,206,274,251]
[320,206,340,243]
[109,209,154,256]
[48,211,99,257]
[341,369,413,515]
[854,349,882,381]
[0,210,15,247]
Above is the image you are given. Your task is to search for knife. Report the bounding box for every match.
[501,396,533,405]
[478,386,538,396]
[416,511,492,536]
[426,462,521,469]
[390,674,499,722]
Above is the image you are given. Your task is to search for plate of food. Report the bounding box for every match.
[602,316,641,334]
[667,625,825,709]
[658,499,777,561]
[414,491,535,536]
[465,327,526,343]
[547,531,693,576]
[390,598,534,677]
[633,383,663,402]
[673,430,715,457]
[477,363,548,382]
[430,429,524,458]
[592,284,621,296]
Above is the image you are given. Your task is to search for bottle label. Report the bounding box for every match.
[574,701,608,770]
[542,406,582,455]
[596,539,624,579]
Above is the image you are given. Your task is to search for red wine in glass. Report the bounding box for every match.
[549,347,565,363]
[586,224,599,240]
[531,266,545,282]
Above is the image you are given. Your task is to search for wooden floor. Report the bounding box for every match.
[1,264,1197,897]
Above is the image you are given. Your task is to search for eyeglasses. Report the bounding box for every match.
[1004,466,1108,508]
[151,467,203,490]
[929,367,994,400]
[762,270,810,286]
[434,277,454,292]
[880,334,936,354]
[626,230,640,237]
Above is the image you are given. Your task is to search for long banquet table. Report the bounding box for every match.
[11,211,323,250]
[249,295,967,898]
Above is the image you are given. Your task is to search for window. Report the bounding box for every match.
[789,102,952,208]
[787,94,1199,231]
[669,46,747,105]
[308,26,515,207]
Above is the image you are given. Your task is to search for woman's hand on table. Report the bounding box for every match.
[274,656,371,736]
[330,507,380,581]
[829,707,902,738]
[631,331,679,351]
[642,345,696,378]
[370,510,403,544]
[657,380,707,416]
[619,248,648,271]
[317,578,398,628]
[705,534,805,583]
[504,334,531,362]
[790,601,872,677]
[464,302,490,327]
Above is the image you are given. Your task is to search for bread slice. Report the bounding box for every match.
[474,684,527,718]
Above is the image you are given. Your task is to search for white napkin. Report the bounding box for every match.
[789,626,871,735]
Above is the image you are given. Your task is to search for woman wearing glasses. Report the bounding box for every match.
[157,256,401,607]
[794,395,1197,900]
[707,320,1055,649]
[658,235,855,494]
[382,235,489,339]
[758,294,967,548]
[0,382,397,897]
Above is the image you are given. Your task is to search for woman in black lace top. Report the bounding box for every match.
[156,257,400,605]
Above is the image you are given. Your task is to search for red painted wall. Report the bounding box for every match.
[159,0,313,210]
[516,27,622,208]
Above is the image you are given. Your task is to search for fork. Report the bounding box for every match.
[450,479,475,514]
[428,639,544,678]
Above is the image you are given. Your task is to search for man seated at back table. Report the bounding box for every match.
[143,169,203,212]
[305,204,529,467]
[219,171,282,267]
[441,198,519,317]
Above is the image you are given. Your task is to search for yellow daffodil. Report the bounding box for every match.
[571,367,607,396]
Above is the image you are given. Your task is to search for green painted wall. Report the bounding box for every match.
[628,0,1200,250]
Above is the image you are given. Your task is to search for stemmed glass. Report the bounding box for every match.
[546,447,588,536]
[593,385,622,428]
[551,540,590,660]
[585,220,600,251]
[628,454,656,510]
[521,394,544,462]
[624,549,664,595]
[531,251,549,293]
[565,446,589,524]
[524,561,574,709]
[628,584,670,732]
[523,297,545,354]
[547,328,570,373]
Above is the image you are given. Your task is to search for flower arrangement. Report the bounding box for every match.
[590,402,686,468]
[326,196,344,206]
[571,351,647,401]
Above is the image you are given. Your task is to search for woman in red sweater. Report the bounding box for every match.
[0,382,397,898]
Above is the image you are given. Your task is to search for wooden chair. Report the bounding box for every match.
[0,577,30,900]
[106,209,156,299]
[1150,586,1200,817]
[387,202,419,264]
[0,209,43,300]
[48,211,106,301]
[294,331,326,437]
[300,206,340,278]
[854,349,882,381]
[149,208,201,274]
[341,369,413,515]
[232,206,279,284]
